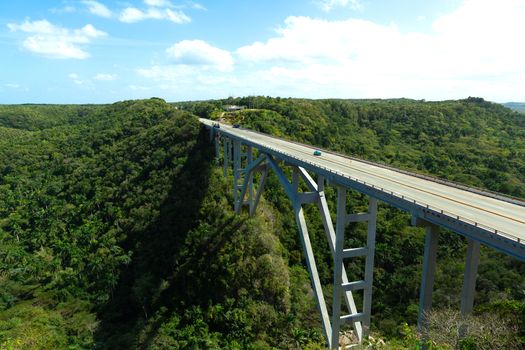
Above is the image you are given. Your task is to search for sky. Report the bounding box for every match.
[1,0,524,103]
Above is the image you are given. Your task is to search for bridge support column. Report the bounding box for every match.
[233,140,242,213]
[250,162,268,216]
[223,138,229,177]
[249,157,378,348]
[228,139,233,162]
[460,239,480,315]
[458,239,480,339]
[246,145,254,213]
[363,197,378,330]
[417,225,439,334]
[265,159,333,344]
[331,187,377,348]
[293,196,333,346]
[214,134,220,161]
[235,149,265,215]
[314,178,363,342]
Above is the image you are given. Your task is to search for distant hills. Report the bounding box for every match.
[503,102,525,113]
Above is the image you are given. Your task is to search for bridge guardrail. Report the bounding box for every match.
[239,125,525,208]
[207,123,523,246]
[257,143,522,246]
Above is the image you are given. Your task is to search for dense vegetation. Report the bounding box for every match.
[0,97,524,349]
[181,96,525,347]
[184,97,525,198]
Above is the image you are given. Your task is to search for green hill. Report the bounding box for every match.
[0,99,321,349]
[183,96,525,198]
[504,102,525,113]
[1,97,524,349]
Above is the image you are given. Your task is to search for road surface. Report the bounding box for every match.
[201,119,525,243]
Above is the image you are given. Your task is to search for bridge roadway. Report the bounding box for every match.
[201,119,525,259]
[202,118,525,347]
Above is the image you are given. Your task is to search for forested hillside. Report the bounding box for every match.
[184,97,525,199]
[181,96,525,348]
[0,99,321,349]
[0,97,524,349]
[504,102,525,114]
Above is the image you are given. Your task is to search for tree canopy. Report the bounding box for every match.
[1,97,524,349]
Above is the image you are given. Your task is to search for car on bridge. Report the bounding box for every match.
[313,150,322,156]
[232,124,240,128]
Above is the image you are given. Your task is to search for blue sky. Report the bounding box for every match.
[1,0,523,103]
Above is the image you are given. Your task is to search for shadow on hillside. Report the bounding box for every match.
[94,127,215,349]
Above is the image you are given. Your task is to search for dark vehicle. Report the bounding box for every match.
[313,150,322,156]
[213,122,220,128]
[232,124,240,128]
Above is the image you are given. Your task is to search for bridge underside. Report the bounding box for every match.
[213,130,493,349]
[222,136,380,347]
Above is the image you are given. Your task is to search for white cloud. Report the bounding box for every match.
[166,40,233,71]
[189,2,207,10]
[8,20,106,59]
[137,64,195,80]
[71,0,196,24]
[94,73,117,81]
[234,0,525,102]
[50,6,76,14]
[143,0,173,7]
[131,0,525,102]
[143,0,205,10]
[316,0,362,12]
[68,73,89,85]
[135,64,238,99]
[129,84,152,91]
[82,0,112,18]
[8,20,56,35]
[4,83,28,92]
[136,65,234,87]
[119,8,143,23]
[119,7,190,23]
[237,16,397,65]
[80,24,106,38]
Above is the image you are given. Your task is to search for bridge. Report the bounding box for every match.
[200,118,525,349]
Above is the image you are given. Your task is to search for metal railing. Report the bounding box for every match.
[208,123,524,246]
[229,123,525,208]
[239,138,522,246]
